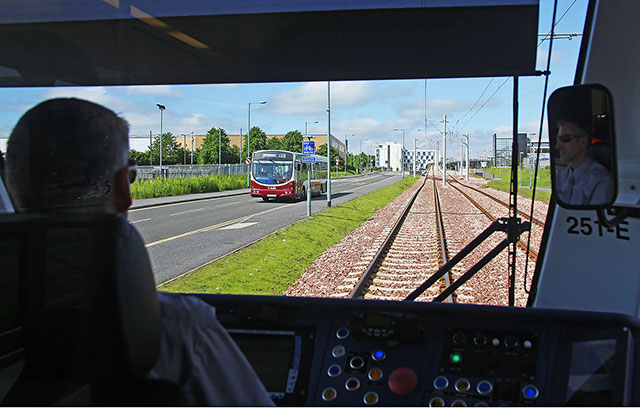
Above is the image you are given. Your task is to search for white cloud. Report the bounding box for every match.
[267,82,373,114]
[179,113,207,128]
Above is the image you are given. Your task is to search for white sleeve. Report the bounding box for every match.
[148,292,275,406]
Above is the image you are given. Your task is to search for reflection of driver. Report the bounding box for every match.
[555,119,611,205]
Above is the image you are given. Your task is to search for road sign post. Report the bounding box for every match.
[302,140,316,217]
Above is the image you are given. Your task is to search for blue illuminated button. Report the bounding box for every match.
[522,385,539,400]
[322,387,337,401]
[371,350,386,361]
[327,364,342,377]
[476,380,493,395]
[433,376,449,390]
[336,327,350,339]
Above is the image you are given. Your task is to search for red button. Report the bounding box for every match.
[388,367,418,395]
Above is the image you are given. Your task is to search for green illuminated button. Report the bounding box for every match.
[449,352,462,364]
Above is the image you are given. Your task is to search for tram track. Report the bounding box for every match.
[347,171,541,302]
[349,172,454,302]
[289,170,546,307]
[446,175,543,261]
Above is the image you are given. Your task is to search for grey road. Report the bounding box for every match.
[129,172,402,284]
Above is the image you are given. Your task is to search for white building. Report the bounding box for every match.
[405,149,436,172]
[375,142,404,171]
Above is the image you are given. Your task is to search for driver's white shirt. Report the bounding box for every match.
[557,157,611,205]
[148,292,274,406]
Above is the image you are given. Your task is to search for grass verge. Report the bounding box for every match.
[482,179,551,202]
[131,174,247,199]
[159,176,419,295]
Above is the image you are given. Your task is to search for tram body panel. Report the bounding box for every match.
[533,0,640,316]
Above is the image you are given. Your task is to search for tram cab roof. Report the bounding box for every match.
[0,0,540,87]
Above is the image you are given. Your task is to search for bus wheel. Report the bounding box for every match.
[301,187,307,201]
[262,197,270,201]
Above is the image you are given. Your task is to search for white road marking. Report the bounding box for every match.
[146,202,297,247]
[219,222,258,230]
[130,218,151,224]
[215,201,243,208]
[169,208,204,216]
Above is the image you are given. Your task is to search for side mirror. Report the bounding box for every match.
[548,84,617,209]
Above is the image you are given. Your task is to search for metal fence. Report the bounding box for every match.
[137,164,248,180]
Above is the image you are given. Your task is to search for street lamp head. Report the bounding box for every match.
[157,104,166,111]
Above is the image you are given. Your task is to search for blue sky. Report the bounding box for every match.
[0,0,587,160]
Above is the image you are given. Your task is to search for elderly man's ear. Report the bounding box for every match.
[113,167,133,216]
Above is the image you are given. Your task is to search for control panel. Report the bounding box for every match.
[203,295,639,406]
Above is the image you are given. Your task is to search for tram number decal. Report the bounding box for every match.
[566,216,630,240]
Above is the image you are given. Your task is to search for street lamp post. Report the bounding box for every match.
[463,133,470,181]
[393,128,405,177]
[305,120,318,136]
[156,104,166,177]
[247,100,267,187]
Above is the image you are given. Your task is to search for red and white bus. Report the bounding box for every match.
[250,150,328,201]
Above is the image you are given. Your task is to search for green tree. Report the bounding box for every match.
[316,144,345,172]
[265,137,282,150]
[150,132,186,165]
[241,126,267,158]
[280,130,304,152]
[197,127,236,164]
[129,149,150,165]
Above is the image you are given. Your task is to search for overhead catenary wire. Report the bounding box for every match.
[454,0,579,138]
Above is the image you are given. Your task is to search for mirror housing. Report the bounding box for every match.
[548,84,617,209]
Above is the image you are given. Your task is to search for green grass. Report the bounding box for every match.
[482,179,551,202]
[159,176,419,294]
[476,168,551,203]
[130,174,247,199]
[482,167,552,189]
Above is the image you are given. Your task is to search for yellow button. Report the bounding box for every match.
[322,388,337,401]
[364,392,379,406]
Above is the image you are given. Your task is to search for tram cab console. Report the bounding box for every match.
[200,294,640,406]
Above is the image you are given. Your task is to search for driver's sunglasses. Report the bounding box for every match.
[556,133,581,143]
[128,159,138,184]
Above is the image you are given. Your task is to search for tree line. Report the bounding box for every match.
[129,125,374,169]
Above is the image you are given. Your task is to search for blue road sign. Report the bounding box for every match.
[302,156,316,163]
[302,141,315,155]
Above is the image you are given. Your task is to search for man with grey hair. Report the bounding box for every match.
[5,98,273,406]
[555,118,612,205]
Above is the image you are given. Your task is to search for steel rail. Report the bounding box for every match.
[349,175,427,299]
[447,180,538,261]
[432,176,454,303]
[450,176,545,227]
